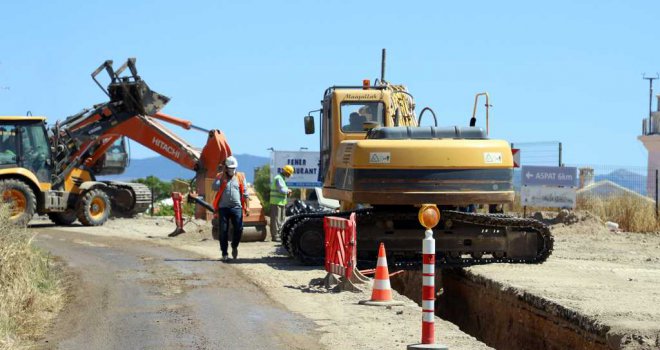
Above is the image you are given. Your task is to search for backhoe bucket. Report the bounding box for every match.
[92,58,170,116]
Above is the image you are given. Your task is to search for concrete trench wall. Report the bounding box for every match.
[391,269,612,350]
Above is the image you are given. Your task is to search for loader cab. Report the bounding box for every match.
[0,117,51,182]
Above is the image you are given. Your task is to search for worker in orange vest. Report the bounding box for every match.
[189,156,249,261]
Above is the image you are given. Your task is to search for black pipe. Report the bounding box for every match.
[417,107,438,127]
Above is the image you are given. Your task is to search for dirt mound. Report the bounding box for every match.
[532,210,601,225]
[531,210,609,235]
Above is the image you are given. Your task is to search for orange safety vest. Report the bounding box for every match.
[212,172,247,210]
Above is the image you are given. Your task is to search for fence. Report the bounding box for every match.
[511,141,562,167]
[510,141,659,230]
[514,163,659,232]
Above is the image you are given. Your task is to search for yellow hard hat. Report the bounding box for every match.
[282,165,294,176]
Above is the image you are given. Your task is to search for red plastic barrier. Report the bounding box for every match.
[323,213,357,280]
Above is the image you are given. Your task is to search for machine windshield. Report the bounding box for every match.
[340,101,384,133]
[20,124,50,181]
[0,126,18,166]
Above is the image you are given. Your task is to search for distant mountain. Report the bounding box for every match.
[513,168,646,195]
[99,154,269,183]
[595,169,647,195]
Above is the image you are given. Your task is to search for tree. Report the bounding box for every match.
[253,165,271,212]
[133,175,172,201]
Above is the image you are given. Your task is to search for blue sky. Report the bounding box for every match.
[0,1,658,166]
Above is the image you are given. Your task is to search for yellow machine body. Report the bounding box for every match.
[320,88,515,207]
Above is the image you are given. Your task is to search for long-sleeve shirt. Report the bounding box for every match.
[212,174,249,209]
[275,175,288,195]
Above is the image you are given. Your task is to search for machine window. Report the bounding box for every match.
[340,102,384,133]
[20,124,50,181]
[0,126,18,165]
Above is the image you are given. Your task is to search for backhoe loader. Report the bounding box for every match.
[1,59,266,234]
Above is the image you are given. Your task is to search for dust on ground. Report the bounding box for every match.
[39,216,490,350]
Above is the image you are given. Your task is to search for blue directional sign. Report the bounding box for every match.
[521,166,577,187]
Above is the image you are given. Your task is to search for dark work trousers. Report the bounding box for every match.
[218,207,243,255]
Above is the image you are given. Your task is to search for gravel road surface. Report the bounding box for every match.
[33,226,322,350]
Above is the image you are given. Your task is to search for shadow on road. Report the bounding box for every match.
[164,258,221,262]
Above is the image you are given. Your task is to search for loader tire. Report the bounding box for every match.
[48,209,77,225]
[0,179,37,226]
[77,189,111,226]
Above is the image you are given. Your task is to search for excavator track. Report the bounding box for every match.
[281,208,553,268]
[103,181,152,218]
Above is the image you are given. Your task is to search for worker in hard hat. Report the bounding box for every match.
[269,165,293,242]
[190,156,249,261]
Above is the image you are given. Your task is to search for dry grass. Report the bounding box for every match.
[511,192,660,232]
[0,208,64,349]
[576,194,660,233]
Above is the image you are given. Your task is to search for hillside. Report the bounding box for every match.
[99,154,269,183]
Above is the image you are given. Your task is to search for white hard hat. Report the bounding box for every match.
[225,156,238,169]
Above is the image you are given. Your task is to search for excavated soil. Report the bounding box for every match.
[392,211,660,350]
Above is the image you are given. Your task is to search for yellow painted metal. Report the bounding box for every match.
[0,116,47,121]
[336,138,513,169]
[0,167,51,191]
[321,85,514,207]
[89,196,106,220]
[63,168,93,194]
[2,188,27,219]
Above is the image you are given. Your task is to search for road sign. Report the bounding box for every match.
[270,151,322,188]
[521,166,577,187]
[521,186,576,208]
[512,148,520,168]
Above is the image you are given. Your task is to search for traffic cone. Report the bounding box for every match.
[359,243,404,306]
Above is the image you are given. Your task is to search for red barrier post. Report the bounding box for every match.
[169,192,185,237]
[408,205,447,350]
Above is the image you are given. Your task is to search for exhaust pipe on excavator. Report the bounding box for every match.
[381,48,386,83]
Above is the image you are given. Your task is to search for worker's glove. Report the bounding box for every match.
[245,210,250,217]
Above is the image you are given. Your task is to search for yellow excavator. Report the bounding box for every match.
[281,50,553,268]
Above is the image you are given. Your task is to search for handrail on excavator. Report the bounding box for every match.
[471,92,491,135]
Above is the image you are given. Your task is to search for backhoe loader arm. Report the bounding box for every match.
[50,58,169,186]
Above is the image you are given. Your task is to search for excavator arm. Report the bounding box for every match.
[90,114,233,219]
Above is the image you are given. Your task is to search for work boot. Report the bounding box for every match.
[221,253,229,262]
[271,234,281,242]
[231,247,238,259]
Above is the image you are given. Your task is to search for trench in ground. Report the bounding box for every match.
[391,269,615,350]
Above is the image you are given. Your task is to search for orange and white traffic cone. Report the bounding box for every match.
[359,243,404,306]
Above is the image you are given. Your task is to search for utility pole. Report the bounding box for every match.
[643,73,659,133]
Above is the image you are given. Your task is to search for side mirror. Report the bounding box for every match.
[304,115,315,134]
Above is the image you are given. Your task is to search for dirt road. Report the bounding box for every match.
[36,216,491,350]
[33,226,322,350]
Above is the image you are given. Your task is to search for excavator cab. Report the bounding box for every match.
[91,137,130,175]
